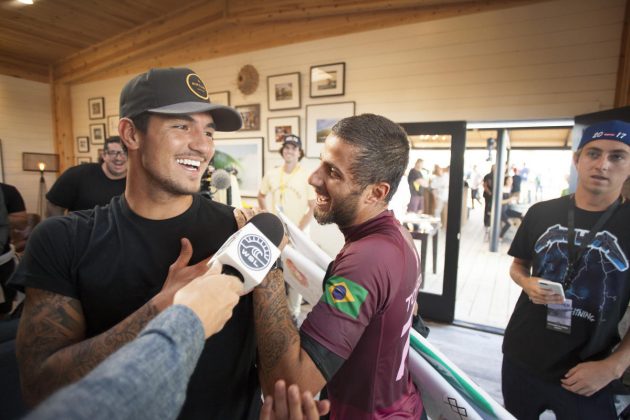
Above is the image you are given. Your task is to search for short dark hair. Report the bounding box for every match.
[279,144,305,161]
[104,136,125,152]
[331,114,409,202]
[130,112,152,135]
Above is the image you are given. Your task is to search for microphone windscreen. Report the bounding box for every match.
[211,169,231,190]
[248,213,285,247]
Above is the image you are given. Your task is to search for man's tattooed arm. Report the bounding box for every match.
[16,288,158,406]
[253,269,325,396]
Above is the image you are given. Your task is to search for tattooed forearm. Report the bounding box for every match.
[17,288,159,406]
[253,269,300,389]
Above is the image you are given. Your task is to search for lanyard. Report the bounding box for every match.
[279,165,299,205]
[564,195,621,288]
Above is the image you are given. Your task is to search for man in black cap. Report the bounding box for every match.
[11,67,267,419]
[258,134,315,320]
[502,120,630,419]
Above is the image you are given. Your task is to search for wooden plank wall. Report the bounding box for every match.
[0,75,55,212]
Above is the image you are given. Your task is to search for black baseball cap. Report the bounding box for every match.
[282,134,302,148]
[119,67,242,132]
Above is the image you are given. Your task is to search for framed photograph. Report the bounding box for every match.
[88,97,105,120]
[267,116,300,152]
[235,104,261,131]
[213,137,263,197]
[209,91,230,106]
[305,101,355,158]
[267,72,301,110]
[107,115,119,136]
[310,62,345,98]
[90,123,106,145]
[77,136,90,153]
[77,157,92,165]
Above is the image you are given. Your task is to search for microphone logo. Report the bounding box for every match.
[238,234,272,270]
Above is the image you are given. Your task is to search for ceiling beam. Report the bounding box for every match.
[54,0,549,84]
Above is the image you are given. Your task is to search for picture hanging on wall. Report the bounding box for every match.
[209,91,230,106]
[267,72,301,111]
[305,101,355,158]
[267,116,300,152]
[213,137,263,198]
[88,97,105,120]
[107,115,119,136]
[90,123,106,145]
[77,136,90,153]
[309,62,345,98]
[235,104,261,131]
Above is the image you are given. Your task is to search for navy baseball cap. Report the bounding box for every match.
[120,67,242,132]
[282,134,302,148]
[578,120,630,149]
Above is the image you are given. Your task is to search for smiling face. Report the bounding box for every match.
[308,134,365,228]
[102,141,128,179]
[281,143,300,166]
[574,139,630,201]
[137,112,215,196]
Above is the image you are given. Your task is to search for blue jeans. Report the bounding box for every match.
[502,356,617,420]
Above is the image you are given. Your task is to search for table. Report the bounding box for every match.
[402,214,440,281]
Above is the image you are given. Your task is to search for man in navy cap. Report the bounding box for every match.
[11,68,269,419]
[502,120,630,419]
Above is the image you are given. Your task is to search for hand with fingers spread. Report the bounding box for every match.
[174,261,244,338]
[260,380,330,420]
[152,238,212,311]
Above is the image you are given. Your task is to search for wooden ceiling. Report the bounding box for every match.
[0,0,550,84]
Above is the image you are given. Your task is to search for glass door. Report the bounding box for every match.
[399,121,467,323]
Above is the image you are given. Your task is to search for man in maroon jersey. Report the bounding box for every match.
[254,114,423,419]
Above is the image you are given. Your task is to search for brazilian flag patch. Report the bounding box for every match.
[321,276,368,319]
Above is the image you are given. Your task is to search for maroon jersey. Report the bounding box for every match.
[300,211,422,419]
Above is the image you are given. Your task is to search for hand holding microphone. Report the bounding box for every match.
[208,212,286,293]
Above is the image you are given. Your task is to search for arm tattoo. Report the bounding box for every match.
[17,288,159,406]
[253,270,299,376]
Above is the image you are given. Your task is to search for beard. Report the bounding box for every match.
[314,189,362,228]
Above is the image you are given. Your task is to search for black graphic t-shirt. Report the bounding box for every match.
[503,196,630,382]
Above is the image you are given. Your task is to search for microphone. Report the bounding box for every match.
[208,213,285,293]
[210,169,231,191]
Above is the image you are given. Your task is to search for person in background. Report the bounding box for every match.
[502,120,630,419]
[510,166,522,202]
[254,114,423,419]
[468,164,483,209]
[431,165,449,226]
[10,67,266,419]
[406,158,425,213]
[499,176,523,240]
[258,134,315,321]
[45,136,127,216]
[0,182,26,317]
[482,164,496,238]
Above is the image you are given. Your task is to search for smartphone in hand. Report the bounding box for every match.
[538,279,565,301]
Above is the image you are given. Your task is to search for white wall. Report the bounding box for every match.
[0,74,55,212]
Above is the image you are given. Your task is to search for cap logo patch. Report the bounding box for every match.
[186,73,209,100]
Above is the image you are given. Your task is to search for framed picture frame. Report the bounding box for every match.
[267,116,300,152]
[90,123,106,145]
[305,101,355,158]
[77,157,92,165]
[213,137,263,197]
[310,62,345,98]
[209,91,230,106]
[77,136,90,153]
[235,104,261,131]
[88,97,105,120]
[22,153,59,172]
[107,115,119,136]
[267,72,301,111]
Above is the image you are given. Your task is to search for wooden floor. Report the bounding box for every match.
[420,205,523,330]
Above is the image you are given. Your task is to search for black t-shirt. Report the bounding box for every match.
[483,172,493,198]
[10,194,259,419]
[46,163,126,211]
[511,174,522,193]
[503,196,630,382]
[1,183,26,253]
[407,168,424,196]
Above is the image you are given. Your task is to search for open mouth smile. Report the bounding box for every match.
[176,158,202,171]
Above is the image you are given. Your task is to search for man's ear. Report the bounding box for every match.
[573,150,580,167]
[365,182,390,204]
[119,118,140,151]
